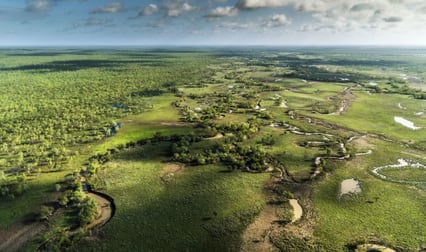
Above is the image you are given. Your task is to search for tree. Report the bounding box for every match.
[87,161,99,175]
[78,197,99,226]
[70,189,85,203]
[58,194,69,207]
[39,205,54,221]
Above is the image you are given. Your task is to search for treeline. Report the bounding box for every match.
[283,65,368,83]
[366,81,426,99]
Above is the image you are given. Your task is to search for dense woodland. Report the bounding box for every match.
[0,50,211,199]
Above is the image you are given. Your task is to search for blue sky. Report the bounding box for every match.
[0,0,425,46]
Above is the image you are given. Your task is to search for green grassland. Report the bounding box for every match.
[314,92,425,145]
[380,167,426,182]
[77,144,269,251]
[0,48,425,251]
[313,138,426,250]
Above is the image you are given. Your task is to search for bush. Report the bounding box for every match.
[78,197,99,226]
[39,205,54,221]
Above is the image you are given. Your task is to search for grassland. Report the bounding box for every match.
[76,144,269,251]
[0,47,425,252]
[313,138,426,250]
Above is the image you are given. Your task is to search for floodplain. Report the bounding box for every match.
[0,47,425,252]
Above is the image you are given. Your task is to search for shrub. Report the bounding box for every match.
[78,197,99,226]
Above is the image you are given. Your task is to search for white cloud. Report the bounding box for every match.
[286,0,424,33]
[236,0,292,9]
[166,2,196,17]
[205,6,238,17]
[216,21,251,30]
[298,24,313,32]
[139,4,158,16]
[263,14,291,27]
[90,2,123,14]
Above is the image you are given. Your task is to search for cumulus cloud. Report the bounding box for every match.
[166,2,196,17]
[263,14,291,27]
[90,2,123,14]
[235,0,292,9]
[231,0,423,35]
[139,4,158,16]
[216,21,251,30]
[205,6,238,17]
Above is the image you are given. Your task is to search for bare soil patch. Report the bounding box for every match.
[206,133,224,140]
[280,183,315,238]
[160,121,187,126]
[159,163,185,185]
[86,193,112,229]
[240,179,315,252]
[240,203,279,252]
[351,136,374,150]
[160,163,184,177]
[0,222,46,252]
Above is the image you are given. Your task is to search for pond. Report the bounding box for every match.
[339,178,361,197]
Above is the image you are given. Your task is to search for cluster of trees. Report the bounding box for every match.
[0,173,28,199]
[0,50,212,197]
[37,173,99,250]
[217,122,259,141]
[38,172,90,221]
[177,81,284,124]
[311,100,341,114]
[78,197,98,226]
[367,81,426,99]
[169,124,280,172]
[179,93,254,123]
[283,66,365,83]
[173,140,272,171]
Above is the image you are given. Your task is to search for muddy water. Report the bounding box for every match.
[356,243,395,252]
[289,199,303,222]
[339,178,361,196]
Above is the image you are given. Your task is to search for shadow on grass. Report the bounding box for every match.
[74,144,266,251]
[3,48,209,61]
[5,50,97,57]
[0,59,171,72]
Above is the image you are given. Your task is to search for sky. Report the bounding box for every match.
[1,0,426,46]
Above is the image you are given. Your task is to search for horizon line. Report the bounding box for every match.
[1,44,426,49]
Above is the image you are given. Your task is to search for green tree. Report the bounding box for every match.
[79,197,99,226]
[39,205,54,221]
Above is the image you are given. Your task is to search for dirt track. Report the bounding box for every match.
[86,192,113,229]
